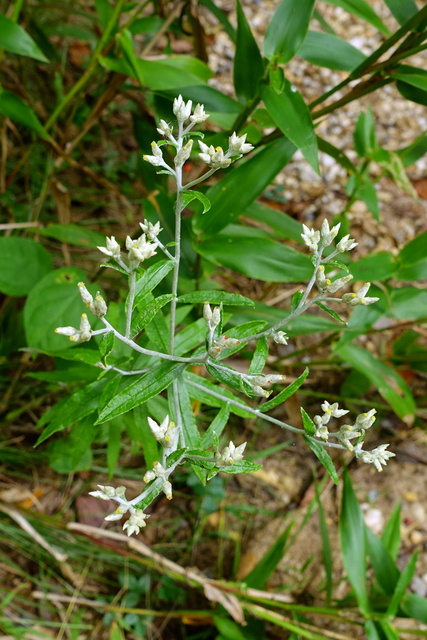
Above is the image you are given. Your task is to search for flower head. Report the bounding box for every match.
[272,331,288,345]
[338,424,362,451]
[342,283,379,307]
[104,504,129,521]
[147,415,177,450]
[173,95,192,123]
[89,485,126,500]
[355,408,376,430]
[336,234,358,253]
[123,510,150,536]
[356,444,395,472]
[126,234,157,264]
[215,441,246,467]
[228,132,254,155]
[301,224,321,252]
[98,236,121,259]
[198,141,231,169]
[55,313,92,343]
[143,141,164,167]
[157,119,172,137]
[190,103,210,124]
[139,220,162,239]
[321,401,349,419]
[320,219,340,246]
[174,139,193,167]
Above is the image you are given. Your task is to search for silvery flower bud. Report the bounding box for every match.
[98,236,121,259]
[228,132,254,155]
[355,408,376,430]
[272,331,288,345]
[301,224,320,252]
[190,103,209,123]
[356,444,395,472]
[78,282,95,313]
[93,293,108,318]
[342,283,379,307]
[320,219,340,246]
[157,119,172,137]
[174,139,193,166]
[143,142,164,167]
[215,441,246,467]
[173,95,192,122]
[326,274,353,293]
[336,234,358,253]
[162,481,173,500]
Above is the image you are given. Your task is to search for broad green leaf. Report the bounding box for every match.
[181,190,211,214]
[131,294,173,336]
[201,405,231,448]
[0,237,52,296]
[214,617,248,640]
[245,524,293,589]
[184,372,253,418]
[337,343,415,421]
[326,0,390,35]
[234,0,264,102]
[263,0,316,64]
[244,201,304,243]
[383,0,418,25]
[193,138,296,235]
[354,108,377,157]
[396,79,427,107]
[177,377,201,447]
[177,290,254,306]
[366,527,400,596]
[298,30,366,71]
[398,131,427,168]
[248,337,268,375]
[97,362,186,423]
[24,267,100,352]
[261,368,309,412]
[44,347,101,367]
[197,234,312,283]
[35,377,106,445]
[300,407,316,436]
[261,83,319,174]
[389,287,427,320]
[401,593,427,624]
[340,471,369,613]
[397,230,427,275]
[302,435,339,484]
[349,252,397,281]
[134,260,175,304]
[145,311,169,352]
[0,14,49,62]
[317,137,357,174]
[129,16,164,35]
[386,551,418,618]
[174,318,206,355]
[36,224,106,248]
[390,64,427,91]
[0,90,49,139]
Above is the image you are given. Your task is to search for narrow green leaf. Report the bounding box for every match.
[35,378,106,445]
[182,190,211,214]
[383,0,418,25]
[291,291,304,313]
[315,484,333,605]
[340,471,369,613]
[261,368,309,412]
[184,372,253,418]
[174,318,206,355]
[177,377,201,447]
[382,504,401,561]
[398,131,427,168]
[300,407,316,436]
[177,290,254,307]
[261,83,319,174]
[317,137,357,174]
[326,0,390,35]
[193,138,296,235]
[245,524,293,588]
[302,435,339,484]
[0,14,49,62]
[337,343,416,421]
[315,301,347,324]
[199,0,236,41]
[366,527,400,596]
[131,293,173,336]
[145,312,169,352]
[234,0,264,102]
[263,0,316,63]
[386,551,418,618]
[207,363,253,397]
[97,362,185,423]
[107,419,122,478]
[401,593,427,624]
[244,201,304,243]
[391,64,427,91]
[100,332,115,365]
[299,30,366,71]
[134,260,175,304]
[354,108,377,157]
[197,234,312,283]
[248,337,268,375]
[201,405,230,448]
[0,91,49,139]
[397,79,427,108]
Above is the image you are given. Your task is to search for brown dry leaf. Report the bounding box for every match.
[181,615,213,626]
[411,177,427,200]
[203,583,245,625]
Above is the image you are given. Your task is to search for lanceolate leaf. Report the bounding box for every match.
[298,30,366,71]
[181,190,211,214]
[177,377,201,447]
[97,361,186,423]
[134,260,175,305]
[0,14,49,62]
[383,0,418,25]
[131,294,173,336]
[177,290,254,306]
[193,138,296,235]
[261,83,319,174]
[340,471,369,613]
[326,0,390,36]
[234,0,264,102]
[302,435,339,484]
[0,91,49,139]
[261,368,309,412]
[263,0,316,64]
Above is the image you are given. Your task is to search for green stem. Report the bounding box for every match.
[45,0,124,130]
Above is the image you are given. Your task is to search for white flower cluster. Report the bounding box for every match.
[55,312,92,343]
[88,485,149,536]
[55,282,108,344]
[147,415,177,451]
[312,402,395,471]
[215,441,247,467]
[144,94,254,174]
[208,335,242,359]
[144,461,173,500]
[301,220,357,253]
[98,231,158,271]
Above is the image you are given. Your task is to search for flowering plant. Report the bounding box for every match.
[54,96,394,536]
